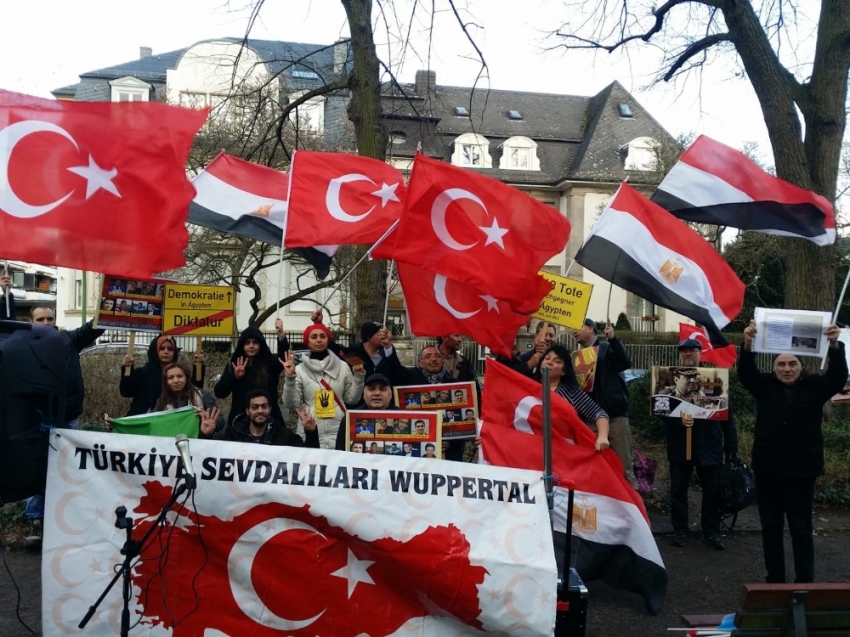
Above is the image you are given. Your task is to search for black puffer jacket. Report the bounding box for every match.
[217,414,318,447]
[738,344,847,477]
[214,326,289,427]
[584,338,632,418]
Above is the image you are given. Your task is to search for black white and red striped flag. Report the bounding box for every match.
[651,135,835,246]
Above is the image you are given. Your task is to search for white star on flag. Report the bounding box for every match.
[371,182,400,207]
[479,218,508,248]
[480,295,500,312]
[331,548,375,598]
[67,155,120,199]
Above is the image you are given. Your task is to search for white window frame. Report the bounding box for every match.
[499,136,540,171]
[287,90,326,134]
[624,136,659,171]
[108,76,151,102]
[451,133,492,168]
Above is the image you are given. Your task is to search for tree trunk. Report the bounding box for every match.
[341,0,388,326]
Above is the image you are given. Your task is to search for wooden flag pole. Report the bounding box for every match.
[382,260,395,326]
[195,335,203,382]
[124,332,135,377]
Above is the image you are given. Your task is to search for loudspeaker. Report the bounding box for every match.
[0,320,66,504]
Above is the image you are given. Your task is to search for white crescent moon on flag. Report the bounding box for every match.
[434,274,481,320]
[0,120,77,218]
[688,330,709,350]
[228,518,327,630]
[326,173,376,222]
[513,396,542,434]
[430,188,484,251]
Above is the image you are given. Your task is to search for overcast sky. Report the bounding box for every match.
[0,0,829,167]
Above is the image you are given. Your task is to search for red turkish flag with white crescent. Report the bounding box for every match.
[677,322,738,368]
[286,150,406,248]
[480,359,648,519]
[132,481,487,637]
[397,262,529,358]
[0,90,207,277]
[371,153,570,314]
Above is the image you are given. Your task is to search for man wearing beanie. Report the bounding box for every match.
[345,319,404,379]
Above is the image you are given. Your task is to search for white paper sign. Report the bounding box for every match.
[753,307,831,357]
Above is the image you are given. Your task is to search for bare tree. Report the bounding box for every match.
[551,0,850,312]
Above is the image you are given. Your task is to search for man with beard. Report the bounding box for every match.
[335,373,397,450]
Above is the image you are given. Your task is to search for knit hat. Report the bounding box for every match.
[156,335,175,352]
[303,323,333,346]
[360,321,382,343]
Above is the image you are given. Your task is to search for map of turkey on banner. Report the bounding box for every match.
[43,430,556,637]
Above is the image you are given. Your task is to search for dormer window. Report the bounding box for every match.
[623,136,658,171]
[451,133,491,168]
[108,76,151,102]
[499,136,540,171]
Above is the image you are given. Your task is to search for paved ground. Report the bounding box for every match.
[3,490,850,636]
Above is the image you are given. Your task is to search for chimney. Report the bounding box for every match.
[139,46,152,59]
[333,39,350,74]
[415,70,436,96]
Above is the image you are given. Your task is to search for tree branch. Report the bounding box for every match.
[253,277,343,327]
[663,33,732,81]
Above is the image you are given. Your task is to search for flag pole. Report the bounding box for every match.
[564,258,576,278]
[3,261,10,318]
[325,220,401,305]
[277,150,297,320]
[382,260,395,326]
[821,263,850,370]
[541,365,554,527]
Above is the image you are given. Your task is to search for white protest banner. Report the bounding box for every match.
[43,430,556,637]
[753,307,832,358]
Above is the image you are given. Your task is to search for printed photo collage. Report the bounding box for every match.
[95,275,167,332]
[394,382,479,439]
[345,410,442,459]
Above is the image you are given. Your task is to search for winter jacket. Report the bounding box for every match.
[216,413,318,447]
[344,342,397,379]
[663,374,738,466]
[120,336,205,416]
[283,351,365,449]
[161,388,226,434]
[581,337,632,418]
[214,326,289,427]
[63,320,105,421]
[738,344,847,478]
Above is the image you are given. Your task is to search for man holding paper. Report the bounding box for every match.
[739,320,846,583]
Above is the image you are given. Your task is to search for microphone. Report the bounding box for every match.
[174,434,197,490]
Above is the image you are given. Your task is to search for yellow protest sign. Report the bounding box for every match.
[162,284,235,336]
[531,272,593,330]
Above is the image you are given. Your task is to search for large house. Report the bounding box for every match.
[52,38,686,335]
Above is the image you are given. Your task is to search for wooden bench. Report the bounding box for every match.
[732,583,850,636]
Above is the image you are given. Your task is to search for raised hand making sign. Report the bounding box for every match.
[162,283,235,336]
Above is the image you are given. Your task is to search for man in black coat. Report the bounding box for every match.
[739,319,846,583]
[574,318,636,486]
[24,305,105,550]
[664,338,738,550]
[0,272,15,319]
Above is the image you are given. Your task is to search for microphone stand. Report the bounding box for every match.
[78,479,188,635]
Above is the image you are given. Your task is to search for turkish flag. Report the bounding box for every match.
[0,90,208,277]
[132,481,487,637]
[371,153,570,314]
[677,322,737,367]
[397,261,529,357]
[481,359,649,514]
[286,150,406,248]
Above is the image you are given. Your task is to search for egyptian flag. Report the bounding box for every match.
[651,135,836,246]
[479,360,668,615]
[575,183,744,347]
[189,152,336,279]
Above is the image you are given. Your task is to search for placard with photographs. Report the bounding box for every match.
[345,410,442,460]
[393,382,478,440]
[650,366,729,420]
[94,275,169,332]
